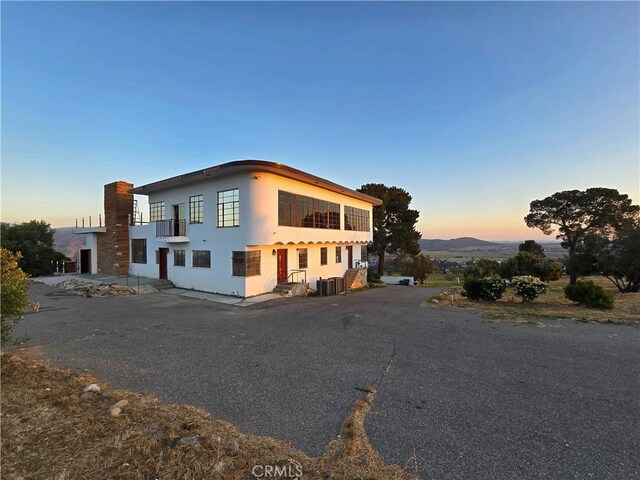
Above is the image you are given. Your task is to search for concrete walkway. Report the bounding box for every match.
[162,287,283,306]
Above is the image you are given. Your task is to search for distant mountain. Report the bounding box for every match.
[53,227,85,260]
[420,237,501,251]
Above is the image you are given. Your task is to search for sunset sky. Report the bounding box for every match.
[2,2,638,241]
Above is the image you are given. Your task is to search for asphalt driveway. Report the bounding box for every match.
[12,283,640,479]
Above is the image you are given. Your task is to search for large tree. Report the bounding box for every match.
[597,220,640,292]
[358,184,421,276]
[524,188,639,284]
[0,220,67,276]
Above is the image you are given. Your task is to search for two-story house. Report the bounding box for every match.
[77,160,381,297]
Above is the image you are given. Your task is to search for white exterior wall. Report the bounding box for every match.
[128,170,371,297]
[84,233,99,274]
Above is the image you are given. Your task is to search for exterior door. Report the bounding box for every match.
[347,245,353,269]
[80,249,91,274]
[172,204,185,236]
[159,248,169,280]
[277,249,288,284]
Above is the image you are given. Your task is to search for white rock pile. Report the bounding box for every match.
[55,279,155,297]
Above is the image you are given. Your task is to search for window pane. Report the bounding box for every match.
[217,189,239,227]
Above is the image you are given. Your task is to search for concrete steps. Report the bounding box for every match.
[153,280,175,290]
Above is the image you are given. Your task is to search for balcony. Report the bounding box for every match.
[155,219,189,243]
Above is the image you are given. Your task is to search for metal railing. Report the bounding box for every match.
[156,219,187,237]
[75,214,103,228]
[129,212,149,226]
[284,269,307,284]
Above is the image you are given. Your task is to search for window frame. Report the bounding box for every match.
[336,246,342,263]
[149,201,165,222]
[192,250,211,268]
[131,239,147,264]
[320,247,328,266]
[217,188,239,228]
[278,190,340,230]
[189,195,203,224]
[344,206,370,232]
[174,249,186,267]
[298,248,308,269]
[232,251,261,277]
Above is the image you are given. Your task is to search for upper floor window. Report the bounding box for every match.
[278,191,340,229]
[344,206,370,232]
[189,195,203,224]
[131,239,147,264]
[218,189,239,227]
[149,201,165,222]
[232,251,261,277]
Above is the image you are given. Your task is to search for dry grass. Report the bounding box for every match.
[423,276,640,326]
[1,351,418,480]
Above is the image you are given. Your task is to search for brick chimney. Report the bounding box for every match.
[97,181,134,276]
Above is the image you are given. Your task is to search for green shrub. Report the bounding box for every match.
[367,268,381,284]
[463,276,506,301]
[1,248,31,346]
[512,275,548,302]
[564,280,614,310]
[464,259,501,279]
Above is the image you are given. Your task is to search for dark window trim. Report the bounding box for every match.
[192,250,211,268]
[217,188,239,228]
[189,194,203,224]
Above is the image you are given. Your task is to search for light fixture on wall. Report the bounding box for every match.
[272,249,277,256]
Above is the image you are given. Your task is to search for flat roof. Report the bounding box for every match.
[129,160,383,206]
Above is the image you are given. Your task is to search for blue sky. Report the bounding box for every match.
[2,2,638,240]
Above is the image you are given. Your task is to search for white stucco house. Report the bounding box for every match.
[77,160,382,298]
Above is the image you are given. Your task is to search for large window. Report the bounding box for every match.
[174,250,185,267]
[344,206,370,232]
[150,201,165,222]
[131,239,147,264]
[192,250,211,268]
[232,251,261,277]
[278,191,340,229]
[298,248,308,269]
[336,246,342,263]
[320,247,328,265]
[189,195,203,224]
[217,189,239,227]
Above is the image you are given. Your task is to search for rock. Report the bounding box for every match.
[210,459,229,476]
[431,299,439,304]
[225,440,240,455]
[112,399,128,409]
[176,433,201,445]
[109,406,122,417]
[82,383,101,393]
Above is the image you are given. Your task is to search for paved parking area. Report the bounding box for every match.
[13,283,640,479]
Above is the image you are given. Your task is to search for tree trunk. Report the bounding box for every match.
[377,249,386,277]
[568,244,578,285]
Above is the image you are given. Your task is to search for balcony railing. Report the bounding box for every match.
[156,219,186,237]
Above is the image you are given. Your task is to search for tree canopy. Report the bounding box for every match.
[0,220,67,276]
[525,188,639,283]
[358,184,421,276]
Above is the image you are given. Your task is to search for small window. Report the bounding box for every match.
[217,189,239,227]
[232,251,261,277]
[189,195,203,224]
[320,247,327,265]
[298,248,308,269]
[192,250,211,268]
[174,250,185,267]
[131,239,147,264]
[361,245,369,262]
[150,201,165,222]
[336,246,342,263]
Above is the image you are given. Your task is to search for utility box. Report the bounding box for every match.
[317,278,336,296]
[332,276,346,294]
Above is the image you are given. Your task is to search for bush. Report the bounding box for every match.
[367,268,381,284]
[564,280,614,310]
[512,275,548,302]
[1,248,31,345]
[463,276,506,301]
[464,259,501,279]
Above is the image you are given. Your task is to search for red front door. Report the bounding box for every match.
[347,246,353,269]
[159,248,168,280]
[277,249,288,284]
